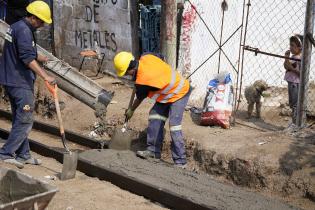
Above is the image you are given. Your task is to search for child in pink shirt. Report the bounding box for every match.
[284,34,303,125]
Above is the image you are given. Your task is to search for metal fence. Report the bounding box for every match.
[178,0,243,104]
[178,0,314,130]
[139,4,161,54]
[235,0,314,130]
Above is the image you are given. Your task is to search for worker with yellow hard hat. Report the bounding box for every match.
[113,52,191,169]
[0,1,55,168]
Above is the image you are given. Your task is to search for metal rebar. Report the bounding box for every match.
[187,48,220,79]
[187,0,220,46]
[218,1,226,74]
[220,48,239,73]
[296,0,314,127]
[232,0,246,125]
[243,45,301,62]
[236,0,251,111]
[187,0,242,79]
[187,25,242,79]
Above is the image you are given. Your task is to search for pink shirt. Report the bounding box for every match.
[284,54,301,84]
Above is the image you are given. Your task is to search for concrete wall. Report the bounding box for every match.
[52,0,133,74]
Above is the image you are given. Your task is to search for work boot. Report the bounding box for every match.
[3,158,24,169]
[136,150,160,159]
[17,157,42,165]
[284,123,298,133]
[175,163,187,169]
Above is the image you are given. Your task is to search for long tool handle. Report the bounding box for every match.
[124,87,136,124]
[46,82,70,152]
[54,90,70,152]
[128,87,136,109]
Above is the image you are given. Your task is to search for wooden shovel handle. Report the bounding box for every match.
[124,87,136,123]
[128,87,136,109]
[45,82,70,152]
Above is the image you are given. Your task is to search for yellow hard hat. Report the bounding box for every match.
[26,1,52,24]
[114,52,134,77]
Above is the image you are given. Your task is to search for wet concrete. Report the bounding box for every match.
[79,149,300,210]
[109,126,133,150]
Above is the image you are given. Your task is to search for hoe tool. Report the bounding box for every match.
[109,88,136,150]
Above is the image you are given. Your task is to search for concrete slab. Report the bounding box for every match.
[79,149,299,210]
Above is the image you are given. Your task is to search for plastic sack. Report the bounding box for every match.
[200,72,234,128]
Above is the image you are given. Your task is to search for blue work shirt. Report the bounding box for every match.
[0,18,37,90]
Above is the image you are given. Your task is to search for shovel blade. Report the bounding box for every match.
[109,127,133,150]
[60,152,78,180]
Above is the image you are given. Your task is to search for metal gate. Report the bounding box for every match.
[180,0,313,130]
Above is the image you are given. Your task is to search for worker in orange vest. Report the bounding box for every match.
[114,52,191,168]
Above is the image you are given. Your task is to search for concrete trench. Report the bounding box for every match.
[114,125,315,206]
[79,149,298,210]
[192,145,315,203]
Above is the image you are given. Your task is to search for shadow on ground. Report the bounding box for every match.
[279,133,315,176]
[235,110,285,131]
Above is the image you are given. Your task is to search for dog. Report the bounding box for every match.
[244,80,268,119]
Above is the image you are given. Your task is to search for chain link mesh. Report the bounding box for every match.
[180,0,313,130]
[178,0,243,107]
[236,0,313,129]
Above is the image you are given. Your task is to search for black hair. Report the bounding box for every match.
[26,12,33,17]
[127,60,137,70]
[290,34,303,48]
[26,12,42,22]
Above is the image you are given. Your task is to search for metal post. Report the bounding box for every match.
[236,0,251,111]
[160,0,177,69]
[231,0,246,125]
[296,0,314,127]
[217,0,228,74]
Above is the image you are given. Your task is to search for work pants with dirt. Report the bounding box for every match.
[147,88,191,164]
[0,86,34,161]
[288,82,299,124]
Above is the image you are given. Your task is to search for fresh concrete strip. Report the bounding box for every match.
[79,149,300,210]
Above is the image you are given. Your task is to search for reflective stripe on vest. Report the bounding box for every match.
[136,54,190,103]
[151,70,176,101]
[148,114,168,121]
[160,75,185,103]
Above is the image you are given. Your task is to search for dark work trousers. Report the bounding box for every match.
[288,82,299,124]
[147,88,191,164]
[0,86,34,161]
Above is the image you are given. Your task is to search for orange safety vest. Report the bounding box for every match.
[135,54,190,103]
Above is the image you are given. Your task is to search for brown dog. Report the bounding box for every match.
[244,80,268,119]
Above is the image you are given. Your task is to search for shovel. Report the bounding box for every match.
[45,81,78,180]
[109,87,136,150]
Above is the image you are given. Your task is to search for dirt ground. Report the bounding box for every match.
[1,74,315,209]
[0,147,166,210]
